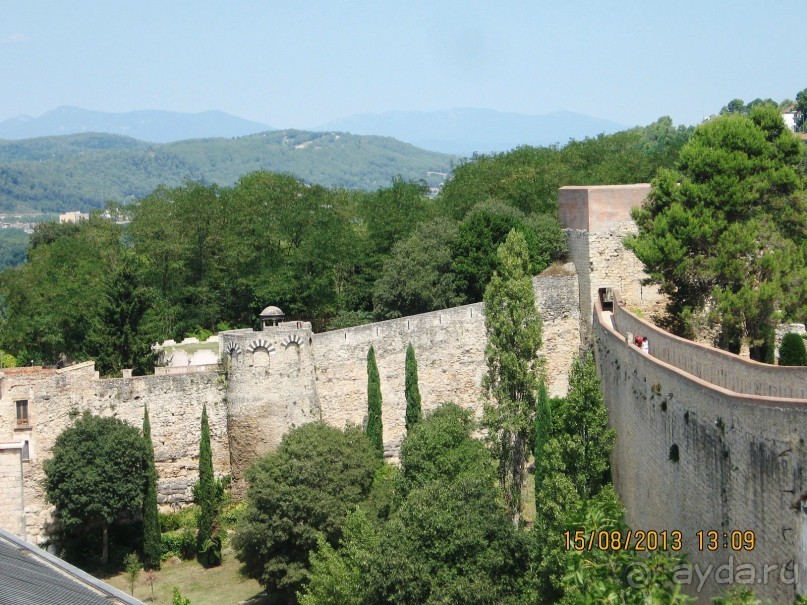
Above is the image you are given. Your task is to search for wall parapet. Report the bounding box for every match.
[609,291,807,401]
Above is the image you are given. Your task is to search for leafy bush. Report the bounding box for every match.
[172,586,192,605]
[221,502,246,527]
[161,528,197,561]
[233,423,380,604]
[159,505,199,532]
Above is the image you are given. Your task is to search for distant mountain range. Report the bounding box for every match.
[0,107,627,156]
[316,108,627,155]
[0,107,273,144]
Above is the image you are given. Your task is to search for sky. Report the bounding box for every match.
[1,0,804,129]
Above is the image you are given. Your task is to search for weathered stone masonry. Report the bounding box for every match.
[0,362,229,544]
[595,291,807,603]
[0,271,580,542]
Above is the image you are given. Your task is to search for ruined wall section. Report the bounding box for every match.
[221,324,321,487]
[594,299,807,603]
[0,363,228,544]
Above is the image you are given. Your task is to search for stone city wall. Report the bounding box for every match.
[0,446,24,539]
[595,294,807,603]
[613,304,807,399]
[311,272,580,458]
[0,362,228,544]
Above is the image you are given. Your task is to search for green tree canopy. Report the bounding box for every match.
[530,352,615,602]
[0,216,123,365]
[233,423,379,604]
[43,412,148,565]
[627,105,807,348]
[399,403,493,491]
[299,403,529,605]
[85,252,159,377]
[373,218,464,319]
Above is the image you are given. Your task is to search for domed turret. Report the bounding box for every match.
[259,305,285,330]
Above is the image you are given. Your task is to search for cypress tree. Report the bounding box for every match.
[366,346,384,457]
[196,404,220,566]
[142,406,161,570]
[533,378,551,494]
[779,333,807,366]
[404,344,422,432]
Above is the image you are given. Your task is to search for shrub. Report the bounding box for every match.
[161,528,197,561]
[779,332,807,366]
[159,506,199,532]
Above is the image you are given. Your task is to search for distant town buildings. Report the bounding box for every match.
[58,211,89,223]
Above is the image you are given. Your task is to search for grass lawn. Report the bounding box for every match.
[104,548,268,605]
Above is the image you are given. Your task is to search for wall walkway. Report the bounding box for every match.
[594,290,807,603]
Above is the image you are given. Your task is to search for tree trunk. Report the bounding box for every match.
[102,520,109,566]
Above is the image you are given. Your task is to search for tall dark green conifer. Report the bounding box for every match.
[366,346,383,457]
[779,333,807,366]
[533,378,551,496]
[404,344,422,432]
[196,404,220,567]
[142,405,161,570]
[482,230,543,526]
[86,252,157,377]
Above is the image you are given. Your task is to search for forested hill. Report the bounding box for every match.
[0,130,454,213]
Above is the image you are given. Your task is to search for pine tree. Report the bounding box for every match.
[779,333,807,366]
[482,230,544,526]
[85,252,157,377]
[366,346,383,457]
[196,404,221,567]
[142,406,161,570]
[404,344,422,432]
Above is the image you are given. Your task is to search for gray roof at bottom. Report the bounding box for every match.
[0,528,144,605]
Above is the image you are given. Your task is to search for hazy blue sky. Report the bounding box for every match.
[2,1,804,129]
